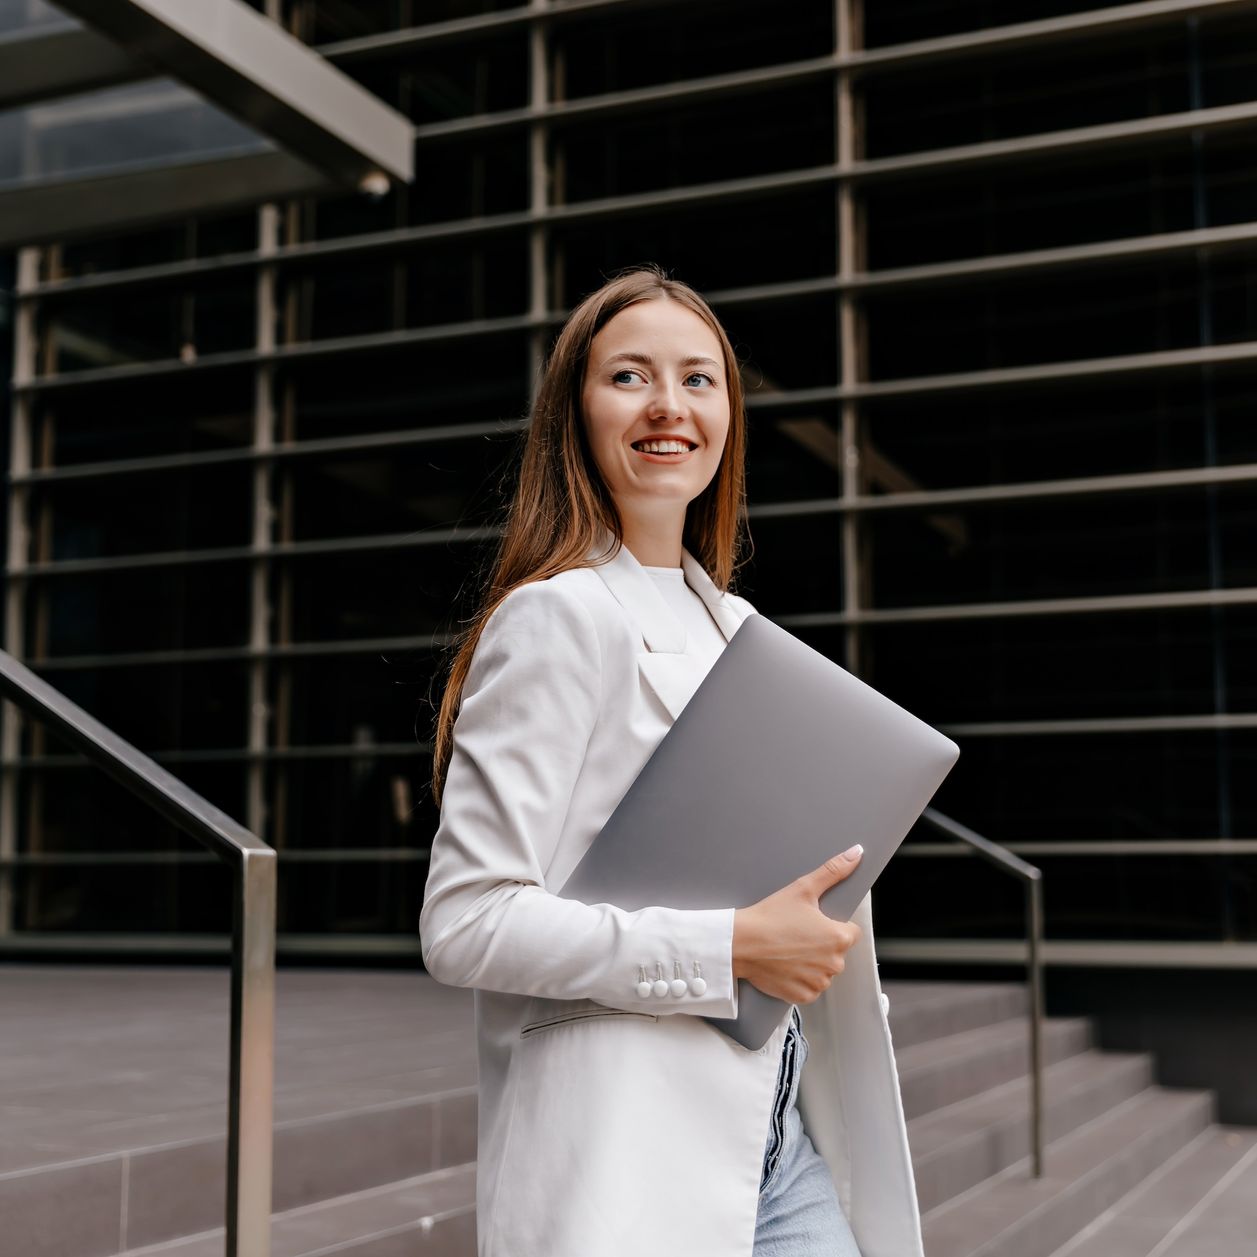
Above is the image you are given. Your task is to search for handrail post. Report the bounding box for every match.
[0,646,278,1249]
[1025,873,1045,1178]
[227,847,277,1257]
[919,807,1045,1177]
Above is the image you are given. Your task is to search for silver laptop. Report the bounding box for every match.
[555,611,960,1052]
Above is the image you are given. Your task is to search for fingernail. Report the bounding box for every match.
[842,844,863,859]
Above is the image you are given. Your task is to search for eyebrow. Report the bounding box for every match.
[600,351,721,371]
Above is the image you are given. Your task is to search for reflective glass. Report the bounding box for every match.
[557,0,831,100]
[868,484,1257,608]
[0,78,273,193]
[553,186,839,298]
[283,435,519,542]
[0,0,68,34]
[862,606,1257,725]
[273,648,443,748]
[35,660,251,753]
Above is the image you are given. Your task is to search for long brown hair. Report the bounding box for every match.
[429,263,751,806]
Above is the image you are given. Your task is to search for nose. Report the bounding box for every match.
[645,377,686,422]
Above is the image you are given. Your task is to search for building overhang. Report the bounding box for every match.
[0,0,415,249]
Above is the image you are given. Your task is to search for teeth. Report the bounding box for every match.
[634,440,693,454]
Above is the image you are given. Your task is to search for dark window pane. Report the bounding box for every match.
[862,607,1257,725]
[47,371,253,465]
[868,486,1256,608]
[553,186,838,298]
[35,465,252,562]
[864,374,1257,491]
[285,331,531,441]
[276,649,442,748]
[38,562,250,655]
[39,661,251,753]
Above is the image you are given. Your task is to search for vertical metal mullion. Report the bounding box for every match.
[836,1,866,676]
[528,0,551,407]
[0,247,41,939]
[248,207,279,846]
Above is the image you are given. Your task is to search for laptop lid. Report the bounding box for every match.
[556,612,960,1051]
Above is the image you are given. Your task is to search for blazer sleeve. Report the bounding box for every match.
[420,578,739,1019]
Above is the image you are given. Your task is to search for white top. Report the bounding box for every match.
[641,564,727,672]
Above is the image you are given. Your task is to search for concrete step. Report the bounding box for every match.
[1045,1124,1257,1257]
[896,1014,1092,1121]
[115,1163,477,1257]
[1,1085,478,1255]
[882,980,1030,1050]
[910,1048,1154,1213]
[921,1085,1216,1257]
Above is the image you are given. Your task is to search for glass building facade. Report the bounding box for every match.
[2,0,1254,962]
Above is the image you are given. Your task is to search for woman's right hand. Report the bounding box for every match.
[732,845,865,1004]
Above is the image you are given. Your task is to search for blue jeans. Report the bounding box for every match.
[754,1006,862,1256]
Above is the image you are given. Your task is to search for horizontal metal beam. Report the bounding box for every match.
[17,308,1257,399]
[9,418,527,485]
[26,633,455,672]
[9,524,497,577]
[19,200,1257,308]
[749,461,1257,520]
[13,311,541,393]
[848,0,1257,76]
[318,0,675,60]
[774,584,1257,627]
[845,219,1257,296]
[6,740,429,769]
[388,3,1257,148]
[17,446,1256,529]
[0,22,147,110]
[52,0,412,186]
[1,932,1253,967]
[904,840,1257,856]
[408,52,839,144]
[0,931,424,957]
[316,0,1257,69]
[939,713,1257,736]
[875,939,1257,968]
[9,840,1253,869]
[2,847,430,866]
[850,98,1257,187]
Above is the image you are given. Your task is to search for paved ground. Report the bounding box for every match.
[0,965,475,1175]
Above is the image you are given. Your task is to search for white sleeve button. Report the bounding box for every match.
[636,965,653,999]
[651,962,670,998]
[880,991,890,1014]
[687,961,708,997]
[669,960,688,998]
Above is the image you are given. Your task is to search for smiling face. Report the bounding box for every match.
[579,297,731,553]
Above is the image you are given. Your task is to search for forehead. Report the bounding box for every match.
[589,297,723,359]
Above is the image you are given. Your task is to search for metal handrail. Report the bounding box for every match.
[918,806,1046,1178]
[0,649,276,1257]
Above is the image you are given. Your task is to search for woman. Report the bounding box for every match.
[421,265,923,1257]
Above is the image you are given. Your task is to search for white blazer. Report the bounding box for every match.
[420,525,924,1257]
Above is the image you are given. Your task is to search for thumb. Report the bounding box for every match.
[800,845,863,898]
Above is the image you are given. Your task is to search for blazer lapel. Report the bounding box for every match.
[585,526,749,724]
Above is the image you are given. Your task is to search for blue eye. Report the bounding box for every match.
[612,369,640,384]
[686,372,715,387]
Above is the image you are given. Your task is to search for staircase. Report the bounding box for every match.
[898,980,1257,1257]
[5,970,1253,1256]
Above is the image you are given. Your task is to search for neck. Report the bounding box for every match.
[619,509,685,568]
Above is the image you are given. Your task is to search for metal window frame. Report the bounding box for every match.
[311,0,1257,65]
[5,0,1254,977]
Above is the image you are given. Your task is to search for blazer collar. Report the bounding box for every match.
[585,525,744,654]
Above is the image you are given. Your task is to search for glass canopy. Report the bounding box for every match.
[0,0,413,248]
